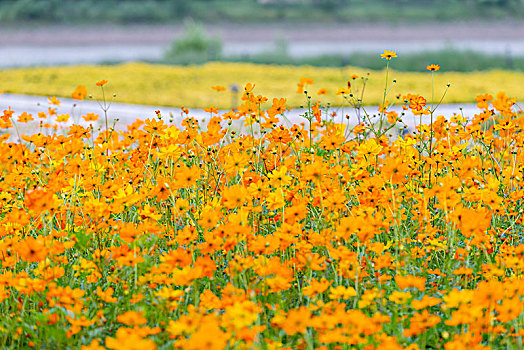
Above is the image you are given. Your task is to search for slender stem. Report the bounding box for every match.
[379,60,390,139]
[429,71,434,186]
[10,117,21,143]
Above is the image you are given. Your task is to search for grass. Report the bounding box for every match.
[218,49,524,74]
[1,62,524,109]
[303,50,524,72]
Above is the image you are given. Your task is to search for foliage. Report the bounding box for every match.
[0,0,524,24]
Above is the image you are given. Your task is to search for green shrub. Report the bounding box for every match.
[164,20,222,65]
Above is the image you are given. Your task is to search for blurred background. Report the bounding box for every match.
[1,0,524,72]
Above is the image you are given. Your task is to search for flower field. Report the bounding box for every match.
[0,56,524,349]
[2,62,524,108]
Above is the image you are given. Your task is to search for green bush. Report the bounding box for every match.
[164,20,223,65]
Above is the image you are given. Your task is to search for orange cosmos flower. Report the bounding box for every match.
[244,83,255,93]
[17,112,33,123]
[279,307,311,335]
[426,64,440,72]
[2,107,14,121]
[407,94,427,111]
[403,310,441,337]
[221,184,249,210]
[297,77,314,93]
[302,277,331,298]
[106,328,156,350]
[66,316,95,338]
[267,126,292,144]
[72,85,88,100]
[81,340,105,350]
[386,110,399,124]
[48,96,61,105]
[312,102,322,123]
[203,106,219,114]
[475,93,493,109]
[183,316,229,350]
[96,286,118,303]
[24,188,57,214]
[299,77,314,85]
[411,295,441,310]
[495,297,523,323]
[117,311,148,327]
[173,165,202,189]
[96,80,108,87]
[395,275,426,291]
[211,85,226,92]
[82,113,99,122]
[143,118,167,135]
[251,94,267,104]
[267,98,287,118]
[17,237,47,262]
[198,208,220,230]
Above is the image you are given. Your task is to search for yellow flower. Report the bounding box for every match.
[266,191,286,211]
[56,113,70,123]
[380,50,397,60]
[328,285,357,300]
[223,300,260,329]
[335,87,351,95]
[390,291,412,305]
[267,166,292,187]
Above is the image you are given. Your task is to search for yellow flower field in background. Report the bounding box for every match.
[1,62,524,108]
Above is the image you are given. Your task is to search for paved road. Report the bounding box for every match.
[0,93,487,138]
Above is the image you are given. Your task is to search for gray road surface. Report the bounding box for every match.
[0,93,491,138]
[1,22,524,67]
